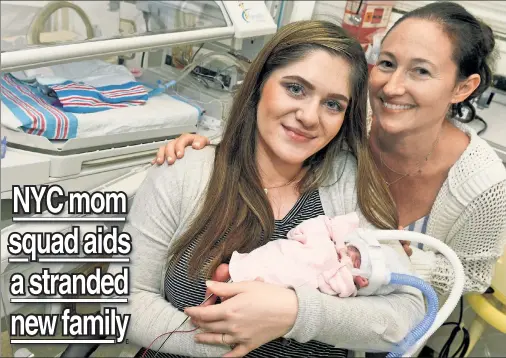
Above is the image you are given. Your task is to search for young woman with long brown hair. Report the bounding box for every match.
[108,20,424,358]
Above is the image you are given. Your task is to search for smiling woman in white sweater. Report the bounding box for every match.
[367,3,506,295]
[155,2,506,298]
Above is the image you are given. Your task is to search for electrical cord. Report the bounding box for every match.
[141,52,146,68]
[454,100,488,135]
[356,0,364,14]
[141,11,150,68]
[190,43,204,64]
[474,115,488,135]
[455,101,476,123]
[437,297,470,358]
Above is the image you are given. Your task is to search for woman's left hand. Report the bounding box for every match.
[400,241,413,256]
[184,280,298,357]
[397,226,413,257]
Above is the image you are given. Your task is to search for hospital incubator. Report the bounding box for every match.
[0,1,279,356]
[0,1,270,199]
[0,0,277,204]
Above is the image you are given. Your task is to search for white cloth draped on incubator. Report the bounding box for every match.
[0,60,202,140]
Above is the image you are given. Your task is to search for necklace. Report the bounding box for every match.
[263,171,303,194]
[379,127,443,187]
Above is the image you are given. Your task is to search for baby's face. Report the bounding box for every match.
[346,245,361,269]
[346,245,369,289]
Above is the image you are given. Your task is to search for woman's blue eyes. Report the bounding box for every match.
[287,83,304,96]
[325,100,342,111]
[285,83,343,112]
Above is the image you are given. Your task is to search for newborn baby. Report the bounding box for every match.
[228,212,410,297]
[345,245,369,289]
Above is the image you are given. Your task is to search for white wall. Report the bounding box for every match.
[311,0,506,75]
[393,1,506,76]
[312,0,346,25]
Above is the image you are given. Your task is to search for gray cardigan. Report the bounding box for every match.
[104,147,425,356]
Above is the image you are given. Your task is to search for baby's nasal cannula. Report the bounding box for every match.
[154,278,233,357]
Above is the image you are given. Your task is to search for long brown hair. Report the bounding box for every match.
[168,20,397,278]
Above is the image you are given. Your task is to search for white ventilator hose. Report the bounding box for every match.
[360,229,465,357]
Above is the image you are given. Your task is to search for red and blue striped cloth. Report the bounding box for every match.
[1,73,151,139]
[47,80,149,113]
[1,73,78,139]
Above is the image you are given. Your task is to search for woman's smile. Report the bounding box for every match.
[282,124,316,143]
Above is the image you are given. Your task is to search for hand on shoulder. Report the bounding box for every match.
[152,133,211,165]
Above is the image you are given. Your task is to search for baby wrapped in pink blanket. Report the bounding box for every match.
[228,212,408,297]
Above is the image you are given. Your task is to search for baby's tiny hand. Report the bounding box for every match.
[354,276,369,289]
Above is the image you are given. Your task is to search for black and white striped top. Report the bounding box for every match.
[138,190,348,358]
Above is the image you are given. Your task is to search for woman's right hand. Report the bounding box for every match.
[186,280,298,357]
[152,133,211,165]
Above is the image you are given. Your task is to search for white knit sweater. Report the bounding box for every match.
[407,121,506,295]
